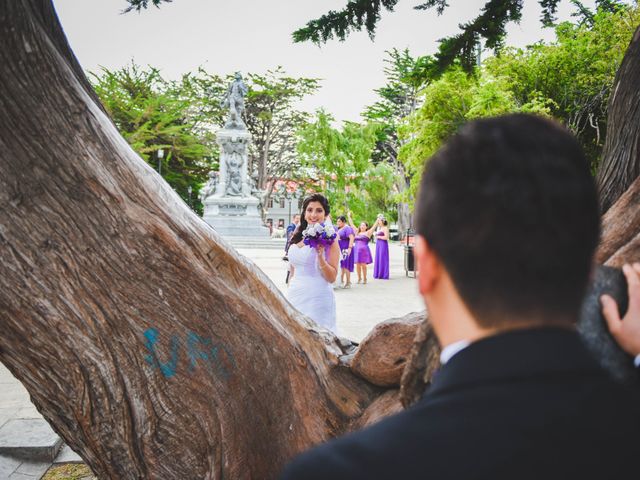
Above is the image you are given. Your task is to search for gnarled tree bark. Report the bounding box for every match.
[0,2,383,478]
[597,25,640,213]
[596,176,640,266]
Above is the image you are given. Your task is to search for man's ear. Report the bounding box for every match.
[415,235,441,297]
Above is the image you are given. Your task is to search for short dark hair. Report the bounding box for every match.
[415,114,600,327]
[290,193,331,245]
[336,215,347,223]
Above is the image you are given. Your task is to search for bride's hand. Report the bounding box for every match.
[316,244,326,257]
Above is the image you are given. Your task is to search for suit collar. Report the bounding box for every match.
[424,327,600,398]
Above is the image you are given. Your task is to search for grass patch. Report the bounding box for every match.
[42,463,95,480]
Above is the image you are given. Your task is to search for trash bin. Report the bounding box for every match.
[404,229,416,277]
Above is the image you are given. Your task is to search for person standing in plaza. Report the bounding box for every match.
[286,194,339,333]
[373,217,390,280]
[347,211,374,284]
[325,214,341,290]
[286,214,301,243]
[285,214,301,254]
[336,215,355,288]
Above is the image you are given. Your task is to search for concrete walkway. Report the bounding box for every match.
[0,241,422,478]
[238,241,423,341]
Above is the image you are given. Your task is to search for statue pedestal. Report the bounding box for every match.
[213,128,252,197]
[202,196,270,237]
[201,84,270,239]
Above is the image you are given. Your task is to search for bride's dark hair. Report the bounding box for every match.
[289,193,331,246]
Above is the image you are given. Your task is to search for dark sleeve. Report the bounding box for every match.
[279,453,324,480]
[279,443,359,480]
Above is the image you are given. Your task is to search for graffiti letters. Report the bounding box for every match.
[143,327,236,380]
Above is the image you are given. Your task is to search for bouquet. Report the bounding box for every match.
[302,222,337,248]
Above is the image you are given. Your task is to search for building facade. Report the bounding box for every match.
[265,194,302,233]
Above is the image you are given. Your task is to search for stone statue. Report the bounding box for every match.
[222,139,249,196]
[249,171,268,213]
[221,72,248,130]
[199,171,218,202]
[200,72,269,237]
[249,171,261,196]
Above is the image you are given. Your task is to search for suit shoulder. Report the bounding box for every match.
[279,406,437,479]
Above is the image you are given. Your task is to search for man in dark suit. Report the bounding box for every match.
[280,114,640,479]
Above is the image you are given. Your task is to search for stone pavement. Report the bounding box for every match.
[0,365,83,479]
[0,241,422,478]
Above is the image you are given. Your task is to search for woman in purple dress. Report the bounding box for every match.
[347,211,375,284]
[336,216,355,288]
[373,218,390,280]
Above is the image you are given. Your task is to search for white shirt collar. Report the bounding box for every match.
[440,339,471,365]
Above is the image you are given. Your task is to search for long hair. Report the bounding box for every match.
[289,193,331,246]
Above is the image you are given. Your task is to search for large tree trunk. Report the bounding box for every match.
[0,2,382,478]
[595,176,640,266]
[396,201,411,237]
[594,23,640,264]
[393,162,412,236]
[597,25,640,212]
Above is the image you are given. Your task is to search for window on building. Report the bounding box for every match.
[279,198,285,208]
[268,198,274,208]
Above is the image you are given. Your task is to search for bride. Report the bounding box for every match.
[286,194,340,334]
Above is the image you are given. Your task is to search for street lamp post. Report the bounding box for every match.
[157,148,164,176]
[286,192,293,226]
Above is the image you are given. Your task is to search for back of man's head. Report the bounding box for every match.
[415,114,600,328]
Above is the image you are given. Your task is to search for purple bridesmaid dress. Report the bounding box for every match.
[353,234,373,264]
[373,230,389,279]
[338,225,355,272]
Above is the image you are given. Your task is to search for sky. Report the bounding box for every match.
[52,0,597,123]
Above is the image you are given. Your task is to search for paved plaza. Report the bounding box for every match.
[0,241,422,478]
[237,242,424,341]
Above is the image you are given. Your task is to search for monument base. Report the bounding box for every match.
[202,196,270,238]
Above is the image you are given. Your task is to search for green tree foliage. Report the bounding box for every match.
[90,63,216,214]
[92,64,320,215]
[292,0,400,44]
[484,3,640,167]
[122,0,171,13]
[362,49,436,230]
[124,0,625,73]
[398,4,638,199]
[296,110,395,221]
[177,68,228,131]
[360,162,398,221]
[172,67,319,208]
[244,68,320,194]
[363,49,435,160]
[292,0,627,71]
[399,68,554,199]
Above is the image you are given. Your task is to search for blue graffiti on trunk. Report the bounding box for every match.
[143,327,236,380]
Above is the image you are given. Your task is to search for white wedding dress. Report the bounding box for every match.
[287,244,337,334]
